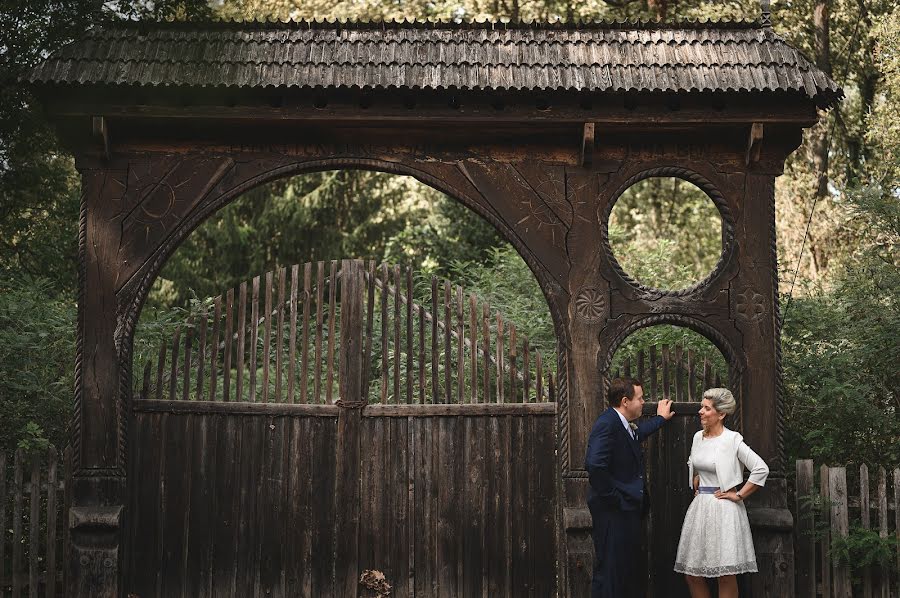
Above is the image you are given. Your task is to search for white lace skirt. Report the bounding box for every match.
[673,494,759,577]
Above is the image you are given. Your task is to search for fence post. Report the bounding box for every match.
[820,465,832,598]
[334,259,366,597]
[828,467,851,597]
[795,459,815,598]
[860,464,872,598]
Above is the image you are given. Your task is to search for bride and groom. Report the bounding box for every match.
[585,378,769,598]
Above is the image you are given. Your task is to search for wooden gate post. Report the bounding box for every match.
[335,259,367,596]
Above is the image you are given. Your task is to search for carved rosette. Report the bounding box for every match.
[735,286,766,322]
[574,286,607,323]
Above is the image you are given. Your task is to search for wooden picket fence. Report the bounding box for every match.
[795,460,900,598]
[611,345,725,403]
[137,261,555,405]
[0,446,68,598]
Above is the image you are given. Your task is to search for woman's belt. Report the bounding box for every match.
[697,486,720,494]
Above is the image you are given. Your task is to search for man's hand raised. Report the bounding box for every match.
[656,398,675,420]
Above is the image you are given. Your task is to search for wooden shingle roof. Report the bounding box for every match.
[28,19,842,109]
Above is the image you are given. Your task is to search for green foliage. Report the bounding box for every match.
[831,526,900,575]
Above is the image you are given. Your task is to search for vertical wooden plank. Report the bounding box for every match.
[236,281,247,402]
[860,464,873,598]
[300,264,312,404]
[208,296,222,402]
[28,455,39,598]
[274,267,286,403]
[522,338,531,403]
[661,345,670,400]
[249,276,260,402]
[168,327,181,401]
[674,345,683,402]
[381,264,391,405]
[508,324,517,404]
[142,359,152,400]
[196,307,208,402]
[419,304,426,405]
[443,280,452,404]
[394,265,402,404]
[877,467,888,598]
[894,469,900,598]
[482,302,490,405]
[314,262,325,404]
[703,357,712,388]
[223,288,234,401]
[454,286,464,405]
[820,465,832,598]
[326,260,337,404]
[155,342,166,401]
[495,313,505,403]
[0,452,6,598]
[287,265,299,404]
[182,319,193,402]
[648,345,657,400]
[407,268,415,405]
[261,271,274,403]
[46,447,58,598]
[536,352,544,403]
[12,449,23,598]
[637,349,645,386]
[431,276,439,404]
[829,467,851,597]
[363,260,376,403]
[469,295,478,404]
[795,459,815,598]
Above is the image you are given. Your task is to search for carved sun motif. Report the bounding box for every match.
[735,287,766,322]
[574,287,607,323]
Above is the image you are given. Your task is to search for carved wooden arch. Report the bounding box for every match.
[598,165,737,298]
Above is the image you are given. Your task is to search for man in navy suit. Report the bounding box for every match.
[585,377,674,598]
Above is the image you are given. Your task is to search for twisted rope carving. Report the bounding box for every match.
[770,180,786,476]
[599,166,736,299]
[73,188,87,472]
[556,350,570,474]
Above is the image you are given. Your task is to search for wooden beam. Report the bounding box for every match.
[581,122,595,167]
[91,115,108,160]
[746,122,764,165]
[362,403,556,417]
[132,399,341,417]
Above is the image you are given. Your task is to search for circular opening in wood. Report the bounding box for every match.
[605,174,727,293]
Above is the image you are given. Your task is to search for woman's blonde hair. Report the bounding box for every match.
[703,388,736,415]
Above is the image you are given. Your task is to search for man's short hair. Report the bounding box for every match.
[608,377,643,407]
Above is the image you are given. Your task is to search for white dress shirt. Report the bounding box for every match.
[614,408,635,439]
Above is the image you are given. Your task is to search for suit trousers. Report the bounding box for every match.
[590,505,642,598]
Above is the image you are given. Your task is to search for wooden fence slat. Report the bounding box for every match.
[894,468,900,598]
[237,281,248,402]
[394,265,402,404]
[820,465,832,598]
[182,318,193,402]
[456,285,464,405]
[649,345,657,400]
[861,464,873,598]
[431,276,439,404]
[274,268,286,403]
[470,294,478,404]
[637,349,645,384]
[481,302,490,404]
[287,266,299,404]
[687,349,695,402]
[522,338,530,403]
[326,260,337,404]
[168,327,181,401]
[418,304,426,405]
[209,296,222,402]
[443,280,452,404]
[28,456,39,598]
[703,357,711,389]
[155,342,166,401]
[829,467,851,597]
[12,449,23,597]
[508,324,517,405]
[363,260,376,403]
[495,312,505,403]
[249,276,260,402]
[381,265,390,404]
[313,262,325,404]
[142,360,151,401]
[45,447,58,598]
[674,345,683,402]
[536,352,543,404]
[795,459,815,598]
[196,306,207,402]
[300,264,312,404]
[261,271,274,403]
[223,288,234,401]
[407,268,415,405]
[661,345,670,400]
[878,467,888,598]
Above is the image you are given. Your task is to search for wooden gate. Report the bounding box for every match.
[126,259,558,597]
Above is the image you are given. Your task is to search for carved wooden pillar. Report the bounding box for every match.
[69,159,129,597]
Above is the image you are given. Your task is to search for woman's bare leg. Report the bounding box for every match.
[717,574,738,598]
[684,575,712,598]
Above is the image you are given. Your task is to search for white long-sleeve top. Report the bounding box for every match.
[687,428,769,491]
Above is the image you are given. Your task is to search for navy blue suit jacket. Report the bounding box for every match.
[584,408,666,513]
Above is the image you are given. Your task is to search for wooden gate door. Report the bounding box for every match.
[126,259,558,597]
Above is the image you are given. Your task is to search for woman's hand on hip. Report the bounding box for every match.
[714,489,742,502]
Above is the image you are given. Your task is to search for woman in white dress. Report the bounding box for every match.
[674,388,769,598]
